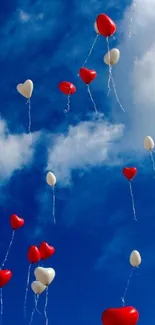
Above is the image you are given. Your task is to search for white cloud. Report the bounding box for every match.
[114,0,155,146]
[0,118,38,179]
[19,10,31,22]
[47,118,124,185]
[133,46,155,107]
[18,9,44,23]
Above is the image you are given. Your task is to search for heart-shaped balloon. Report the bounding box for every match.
[10,214,24,230]
[123,167,137,181]
[31,280,46,294]
[39,242,55,260]
[96,14,116,37]
[17,79,33,99]
[0,270,12,288]
[79,68,97,84]
[34,267,55,286]
[104,48,120,66]
[27,246,41,264]
[59,81,76,95]
[101,306,139,325]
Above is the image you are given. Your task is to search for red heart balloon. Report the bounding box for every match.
[123,167,137,181]
[27,246,41,264]
[96,14,116,37]
[10,214,24,230]
[39,242,55,260]
[59,81,76,95]
[101,306,139,325]
[79,68,97,84]
[0,270,12,288]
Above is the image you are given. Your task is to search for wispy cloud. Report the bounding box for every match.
[0,118,38,180]
[47,118,124,185]
[19,10,31,22]
[95,226,131,273]
[114,0,155,146]
[0,0,63,61]
[18,9,44,23]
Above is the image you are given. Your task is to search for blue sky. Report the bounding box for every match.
[0,0,155,324]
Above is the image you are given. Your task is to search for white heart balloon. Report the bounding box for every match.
[46,172,56,186]
[17,79,33,99]
[31,280,46,294]
[104,48,120,66]
[34,267,56,286]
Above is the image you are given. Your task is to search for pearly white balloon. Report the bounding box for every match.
[94,22,99,34]
[17,79,33,99]
[130,250,141,267]
[46,172,56,186]
[104,48,120,65]
[31,281,46,294]
[144,136,154,151]
[34,267,56,286]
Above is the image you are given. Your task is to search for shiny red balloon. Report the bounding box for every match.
[123,167,137,181]
[0,270,12,288]
[39,242,55,260]
[10,214,24,230]
[101,306,139,325]
[59,81,76,95]
[27,246,41,264]
[79,68,97,84]
[96,14,116,37]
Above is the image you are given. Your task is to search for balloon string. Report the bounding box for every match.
[110,75,125,112]
[150,151,155,172]
[44,288,49,325]
[106,37,125,112]
[129,0,136,38]
[1,230,15,268]
[121,268,134,306]
[29,295,41,325]
[35,294,42,315]
[64,95,70,113]
[29,299,36,325]
[52,186,56,224]
[26,99,31,134]
[0,289,3,325]
[129,181,137,221]
[106,37,112,95]
[24,264,32,318]
[81,34,99,69]
[87,85,98,114]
